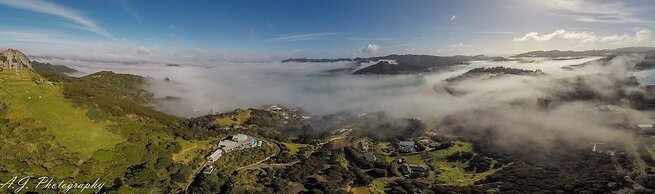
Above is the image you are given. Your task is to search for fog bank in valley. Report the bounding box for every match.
[37,54,655,151]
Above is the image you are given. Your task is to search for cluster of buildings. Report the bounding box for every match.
[358,141,377,162]
[399,163,428,177]
[265,105,311,124]
[395,158,428,177]
[397,139,441,153]
[203,134,261,174]
[399,141,416,152]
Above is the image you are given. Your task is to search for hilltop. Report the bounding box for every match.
[4,48,655,193]
[283,54,507,75]
[0,48,32,71]
[0,49,192,193]
[513,47,655,58]
[445,66,546,82]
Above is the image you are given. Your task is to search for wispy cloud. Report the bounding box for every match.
[450,43,472,48]
[0,0,112,37]
[545,0,652,24]
[413,36,425,41]
[345,37,396,41]
[269,32,341,42]
[0,29,292,64]
[513,29,653,46]
[475,31,516,35]
[114,0,141,22]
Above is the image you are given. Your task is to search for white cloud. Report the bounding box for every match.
[0,29,292,64]
[345,37,396,41]
[512,29,597,43]
[114,0,141,22]
[545,0,652,24]
[513,29,653,48]
[359,44,380,53]
[451,43,472,48]
[0,0,111,37]
[269,32,340,42]
[450,15,458,21]
[599,29,652,45]
[475,31,516,35]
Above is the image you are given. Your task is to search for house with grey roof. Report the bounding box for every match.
[399,141,416,152]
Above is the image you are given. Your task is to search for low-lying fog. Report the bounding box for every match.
[38,54,655,151]
[39,56,638,117]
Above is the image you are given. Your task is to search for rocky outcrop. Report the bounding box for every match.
[1,48,32,71]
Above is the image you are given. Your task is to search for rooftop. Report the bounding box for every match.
[399,141,415,146]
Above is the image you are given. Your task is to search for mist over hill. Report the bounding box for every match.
[513,47,655,58]
[5,0,655,192]
[283,54,508,75]
[8,47,655,193]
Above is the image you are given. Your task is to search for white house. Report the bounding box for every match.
[232,134,249,142]
[207,149,223,162]
[202,165,214,175]
[218,140,239,152]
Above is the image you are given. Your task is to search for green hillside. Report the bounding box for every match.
[0,68,205,193]
[0,70,124,158]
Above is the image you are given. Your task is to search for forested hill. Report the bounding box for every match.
[513,47,655,58]
[0,53,223,193]
[283,54,508,75]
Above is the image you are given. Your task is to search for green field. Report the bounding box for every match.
[215,109,251,126]
[283,142,309,155]
[424,141,499,185]
[172,138,212,164]
[0,70,124,158]
[351,180,385,194]
[376,142,390,150]
[400,154,426,165]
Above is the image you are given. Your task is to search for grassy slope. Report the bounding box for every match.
[0,70,124,158]
[215,109,251,126]
[351,179,385,194]
[173,138,212,164]
[0,69,212,193]
[283,142,309,155]
[425,141,499,185]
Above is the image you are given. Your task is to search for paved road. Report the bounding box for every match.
[185,130,349,191]
[240,161,299,170]
[236,141,281,171]
[184,162,209,191]
[185,137,280,192]
[240,132,348,171]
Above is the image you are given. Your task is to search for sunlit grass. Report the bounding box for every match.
[0,70,124,158]
[283,142,309,155]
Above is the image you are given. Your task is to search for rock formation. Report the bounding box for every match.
[1,48,32,71]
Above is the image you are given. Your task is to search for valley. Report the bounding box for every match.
[2,1,655,193]
[2,48,655,193]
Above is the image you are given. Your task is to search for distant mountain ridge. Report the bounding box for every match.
[283,54,508,75]
[563,49,655,71]
[513,47,655,58]
[445,66,545,82]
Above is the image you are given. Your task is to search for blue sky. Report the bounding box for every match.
[0,0,654,62]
